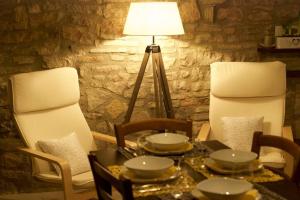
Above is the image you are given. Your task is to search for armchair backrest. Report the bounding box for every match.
[9,67,97,175]
[209,61,286,142]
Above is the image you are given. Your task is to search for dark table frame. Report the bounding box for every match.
[95,140,300,200]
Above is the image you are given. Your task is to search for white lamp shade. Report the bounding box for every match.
[123,2,184,36]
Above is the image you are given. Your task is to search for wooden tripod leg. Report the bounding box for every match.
[157,52,175,118]
[124,51,150,123]
[152,52,164,117]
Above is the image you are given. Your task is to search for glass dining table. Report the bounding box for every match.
[94,140,300,200]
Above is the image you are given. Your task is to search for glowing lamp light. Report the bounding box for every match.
[123,2,184,36]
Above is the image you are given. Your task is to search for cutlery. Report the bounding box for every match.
[124,146,138,157]
[135,187,163,193]
[117,147,134,159]
[134,183,171,193]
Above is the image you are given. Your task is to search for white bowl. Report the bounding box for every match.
[145,133,189,151]
[197,177,253,200]
[210,149,257,169]
[123,156,174,178]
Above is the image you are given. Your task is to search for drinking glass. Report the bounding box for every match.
[170,155,186,199]
[136,135,146,156]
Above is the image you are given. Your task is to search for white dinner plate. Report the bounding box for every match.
[204,158,263,174]
[137,135,193,155]
[145,133,189,151]
[191,188,261,200]
[196,177,253,200]
[124,156,174,178]
[120,166,181,184]
[141,141,193,155]
[210,149,257,169]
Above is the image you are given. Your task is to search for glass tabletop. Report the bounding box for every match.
[95,140,300,200]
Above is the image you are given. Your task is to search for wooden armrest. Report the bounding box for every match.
[282,126,293,141]
[281,126,294,178]
[19,147,68,165]
[92,131,137,149]
[18,147,73,199]
[92,131,117,144]
[195,122,210,142]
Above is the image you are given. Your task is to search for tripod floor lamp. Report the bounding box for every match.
[123,2,184,123]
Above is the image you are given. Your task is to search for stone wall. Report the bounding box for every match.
[1,0,300,194]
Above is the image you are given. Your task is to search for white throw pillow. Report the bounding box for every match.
[37,132,90,176]
[221,116,264,152]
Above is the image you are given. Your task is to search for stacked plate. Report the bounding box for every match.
[194,177,253,200]
[146,133,189,151]
[210,149,257,169]
[204,149,261,174]
[138,133,193,155]
[122,156,180,183]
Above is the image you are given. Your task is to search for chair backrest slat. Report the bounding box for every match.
[88,153,134,200]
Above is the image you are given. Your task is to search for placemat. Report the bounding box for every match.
[108,165,196,197]
[185,156,283,183]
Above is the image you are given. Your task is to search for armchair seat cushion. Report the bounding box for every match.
[36,171,94,189]
[260,151,285,169]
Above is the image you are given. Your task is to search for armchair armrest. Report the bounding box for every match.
[282,126,293,141]
[18,147,73,200]
[92,131,117,144]
[195,122,210,142]
[281,126,294,178]
[92,131,137,149]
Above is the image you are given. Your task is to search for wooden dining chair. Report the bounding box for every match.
[114,118,193,148]
[88,153,134,200]
[251,131,300,183]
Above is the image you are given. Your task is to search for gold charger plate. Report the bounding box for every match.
[191,189,261,200]
[204,158,264,175]
[120,166,181,184]
[141,142,193,155]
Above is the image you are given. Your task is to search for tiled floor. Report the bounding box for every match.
[0,191,64,200]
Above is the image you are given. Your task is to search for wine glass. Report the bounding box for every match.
[136,135,146,156]
[170,155,186,199]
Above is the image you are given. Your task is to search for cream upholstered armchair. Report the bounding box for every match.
[8,67,120,200]
[196,61,294,175]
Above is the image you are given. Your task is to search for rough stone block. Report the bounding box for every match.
[28,3,41,14]
[90,46,127,53]
[86,88,110,111]
[13,56,35,65]
[191,112,209,121]
[179,0,201,23]
[105,99,127,119]
[14,6,28,30]
[216,7,243,22]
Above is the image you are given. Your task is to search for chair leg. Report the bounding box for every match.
[72,190,97,200]
[63,186,73,200]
